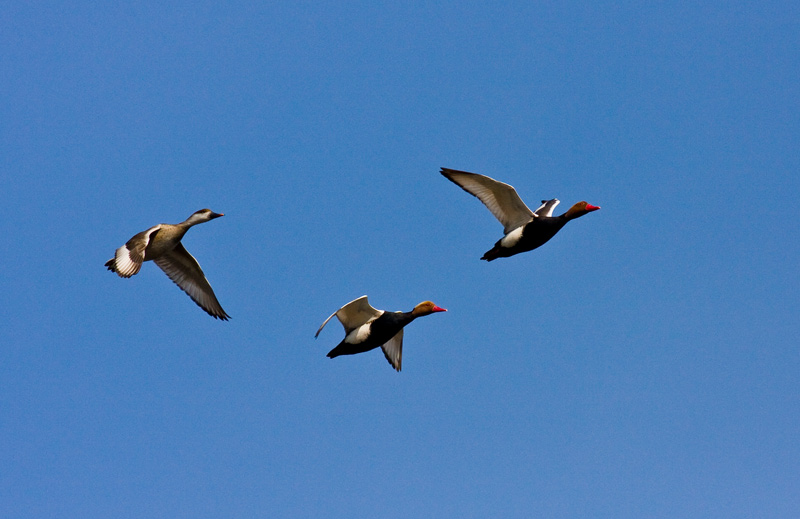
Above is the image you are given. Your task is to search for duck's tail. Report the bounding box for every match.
[480,247,501,261]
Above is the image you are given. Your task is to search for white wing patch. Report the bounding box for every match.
[113,244,141,277]
[109,224,161,278]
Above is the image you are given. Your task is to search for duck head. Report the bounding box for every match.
[411,301,448,316]
[186,208,225,225]
[564,201,600,220]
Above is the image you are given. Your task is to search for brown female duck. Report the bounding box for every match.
[105,209,229,320]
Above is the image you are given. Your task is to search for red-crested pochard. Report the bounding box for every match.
[441,168,600,261]
[315,296,447,371]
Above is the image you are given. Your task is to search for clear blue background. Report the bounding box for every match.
[2,1,798,517]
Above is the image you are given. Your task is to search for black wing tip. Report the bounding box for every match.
[105,258,134,277]
[178,300,231,320]
[199,302,230,321]
[210,310,231,321]
[383,353,402,372]
[440,167,474,177]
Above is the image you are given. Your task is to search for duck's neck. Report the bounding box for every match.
[180,214,207,229]
[393,311,418,325]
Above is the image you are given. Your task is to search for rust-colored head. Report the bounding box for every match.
[565,201,600,219]
[412,301,448,316]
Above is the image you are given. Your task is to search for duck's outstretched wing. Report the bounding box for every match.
[441,168,535,234]
[153,243,230,320]
[380,329,404,372]
[315,295,382,337]
[105,225,161,278]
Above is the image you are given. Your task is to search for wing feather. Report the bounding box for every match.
[381,329,404,371]
[315,295,383,337]
[153,243,230,320]
[106,225,160,278]
[441,168,535,234]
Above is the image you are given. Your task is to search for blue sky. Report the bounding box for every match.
[2,1,799,517]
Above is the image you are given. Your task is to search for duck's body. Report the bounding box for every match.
[315,296,446,371]
[105,209,230,320]
[480,208,571,261]
[440,168,600,261]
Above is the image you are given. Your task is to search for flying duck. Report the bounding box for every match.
[315,296,447,371]
[440,168,600,261]
[105,209,230,320]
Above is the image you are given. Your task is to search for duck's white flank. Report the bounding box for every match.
[500,226,524,248]
[345,323,374,344]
